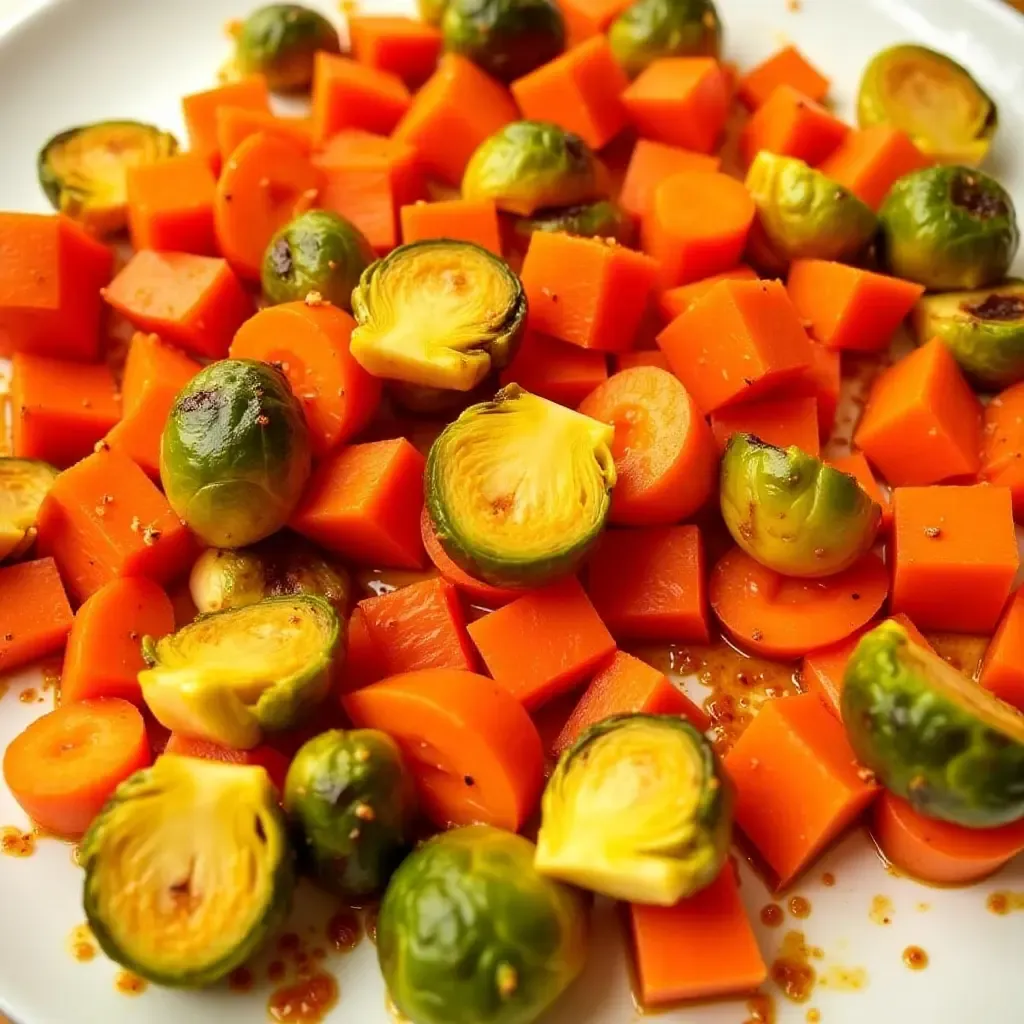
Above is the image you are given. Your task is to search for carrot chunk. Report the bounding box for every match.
[339,606,384,694]
[615,350,669,372]
[125,152,217,255]
[770,341,840,439]
[557,0,632,42]
[311,53,411,144]
[0,558,73,674]
[854,338,982,486]
[215,108,313,163]
[499,330,608,408]
[163,734,290,793]
[467,577,616,709]
[710,395,820,456]
[981,381,1024,520]
[827,452,891,531]
[981,590,1024,711]
[657,265,757,321]
[818,125,931,210]
[740,84,849,168]
[400,198,502,255]
[737,46,829,110]
[619,139,720,222]
[181,75,271,172]
[891,484,1018,633]
[348,16,442,87]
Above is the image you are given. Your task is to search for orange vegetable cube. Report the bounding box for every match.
[740,84,849,168]
[498,330,608,406]
[125,153,217,256]
[339,606,384,694]
[737,45,829,110]
[818,125,931,210]
[215,108,313,162]
[710,395,820,456]
[619,139,720,222]
[981,381,1024,519]
[980,590,1024,712]
[657,266,758,321]
[311,53,411,145]
[827,452,891,531]
[0,558,74,674]
[400,198,502,255]
[557,0,632,42]
[348,16,442,87]
[770,341,841,438]
[181,75,270,172]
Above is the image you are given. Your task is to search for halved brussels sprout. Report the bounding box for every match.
[0,458,59,562]
[81,755,293,987]
[878,165,1019,290]
[378,825,588,1024]
[514,200,634,246]
[350,241,526,392]
[140,595,340,750]
[720,434,881,578]
[426,385,616,587]
[857,44,997,165]
[38,120,178,235]
[745,153,877,269]
[842,621,1024,828]
[160,359,312,548]
[235,4,341,91]
[442,0,565,83]
[463,121,608,217]
[609,0,722,79]
[535,714,731,905]
[284,729,417,899]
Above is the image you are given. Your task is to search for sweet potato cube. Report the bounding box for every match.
[709,396,820,456]
[0,558,74,674]
[737,45,830,110]
[126,152,217,255]
[181,75,270,172]
[740,84,848,168]
[981,591,1024,712]
[818,125,931,210]
[311,53,411,144]
[400,198,502,255]
[981,380,1024,520]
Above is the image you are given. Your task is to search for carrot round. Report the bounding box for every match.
[343,668,544,831]
[578,366,717,525]
[709,547,889,659]
[163,733,290,793]
[214,132,324,280]
[2,698,151,837]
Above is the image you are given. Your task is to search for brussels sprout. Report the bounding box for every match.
[38,120,178,235]
[378,825,588,1024]
[534,714,731,905]
[720,434,881,578]
[160,359,312,548]
[140,595,340,750]
[514,200,634,245]
[81,755,293,986]
[462,121,608,217]
[609,0,721,79]
[0,458,59,562]
[284,729,417,899]
[419,0,449,25]
[857,44,997,166]
[842,621,1024,828]
[235,4,341,91]
[427,385,616,587]
[442,0,565,84]
[878,165,1019,291]
[350,240,526,392]
[744,153,877,269]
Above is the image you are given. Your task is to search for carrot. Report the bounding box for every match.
[229,301,382,458]
[498,330,609,407]
[740,84,849,168]
[467,577,616,709]
[615,350,669,372]
[818,125,931,210]
[0,558,73,674]
[786,259,924,352]
[982,587,1024,711]
[215,107,313,163]
[657,265,758,321]
[629,863,767,1007]
[578,367,717,525]
[102,250,253,360]
[827,452,891,531]
[61,577,175,706]
[641,171,756,286]
[510,36,629,150]
[710,547,889,659]
[338,606,384,694]
[772,341,841,439]
[214,132,324,280]
[400,198,502,255]
[0,213,112,361]
[2,698,150,837]
[393,54,519,186]
[105,332,202,478]
[519,232,659,351]
[619,139,721,222]
[854,338,982,486]
[981,381,1024,519]
[163,733,290,793]
[891,484,1018,633]
[557,0,632,43]
[36,447,197,603]
[657,279,813,414]
[312,53,411,145]
[11,353,120,468]
[125,152,217,255]
[343,667,545,831]
[737,46,829,110]
[290,438,427,569]
[348,16,442,87]
[709,395,820,456]
[181,74,270,172]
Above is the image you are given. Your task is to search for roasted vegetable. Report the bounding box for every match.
[37,120,178,235]
[160,360,312,548]
[514,200,633,245]
[350,240,526,392]
[81,755,293,987]
[0,458,59,562]
[857,44,997,165]
[878,165,1019,291]
[284,729,417,899]
[235,4,341,91]
[609,0,722,79]
[535,714,731,905]
[426,385,616,587]
[377,825,588,1024]
[842,621,1024,828]
[419,0,449,25]
[140,596,340,750]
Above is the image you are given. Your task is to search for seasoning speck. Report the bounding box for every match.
[760,903,785,928]
[869,894,893,926]
[788,896,811,919]
[114,970,147,996]
[924,526,942,538]
[903,946,928,970]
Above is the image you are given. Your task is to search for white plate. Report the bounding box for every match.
[2,0,1024,1021]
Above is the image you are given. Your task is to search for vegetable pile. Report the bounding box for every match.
[2,1,1024,1019]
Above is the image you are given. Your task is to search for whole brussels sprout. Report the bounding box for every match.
[81,755,293,987]
[535,714,732,905]
[609,0,721,79]
[858,44,997,166]
[160,359,312,548]
[442,0,565,84]
[378,825,588,1024]
[262,209,374,312]
[878,165,1019,291]
[514,200,634,246]
[235,4,341,91]
[720,434,881,578]
[0,458,58,562]
[462,121,608,217]
[842,621,1024,828]
[284,729,417,899]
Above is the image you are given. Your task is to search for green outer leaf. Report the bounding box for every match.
[609,0,721,78]
[514,200,634,245]
[235,4,341,91]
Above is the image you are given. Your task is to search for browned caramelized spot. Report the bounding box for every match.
[903,946,929,970]
[0,826,35,857]
[806,1011,821,1023]
[770,931,817,1003]
[67,923,96,963]
[744,992,776,1023]
[327,909,362,953]
[114,970,147,996]
[870,894,894,925]
[268,971,339,1022]
[760,903,785,928]
[363,904,380,945]
[926,632,988,681]
[987,890,1024,914]
[952,173,1007,219]
[18,687,38,703]
[966,294,1024,321]
[229,967,254,992]
[821,872,836,887]
[490,494,514,518]
[788,896,811,919]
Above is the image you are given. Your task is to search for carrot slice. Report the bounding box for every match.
[311,53,412,144]
[338,606,384,694]
[400,198,502,255]
[125,152,218,255]
[827,452,891,531]
[818,125,931,210]
[740,84,849,168]
[181,74,270,172]
[981,590,1024,712]
[347,16,442,87]
[619,139,720,222]
[737,46,829,110]
[982,381,1024,520]
[215,108,313,163]
[163,733,290,793]
[657,266,758,321]
[2,698,151,837]
[709,395,820,456]
[343,668,545,831]
[0,558,73,675]
[499,330,609,407]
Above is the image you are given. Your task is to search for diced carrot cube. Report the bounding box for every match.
[818,125,931,210]
[619,139,720,222]
[347,16,442,87]
[981,381,1024,520]
[338,606,384,694]
[657,266,758,321]
[400,198,502,255]
[558,0,632,43]
[0,558,74,674]
[710,396,820,456]
[827,452,892,531]
[181,75,270,172]
[215,108,313,162]
[498,330,608,406]
[311,53,411,145]
[770,341,840,439]
[737,46,830,110]
[980,590,1024,712]
[125,152,217,256]
[615,350,669,372]
[740,84,849,168]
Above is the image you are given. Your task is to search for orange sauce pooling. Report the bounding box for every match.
[744,992,776,1023]
[770,931,821,1003]
[760,903,785,928]
[788,896,811,919]
[268,971,339,1023]
[903,946,929,970]
[0,826,35,857]
[114,970,147,996]
[326,909,362,953]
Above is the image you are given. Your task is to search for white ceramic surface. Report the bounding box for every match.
[1,0,1024,1021]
